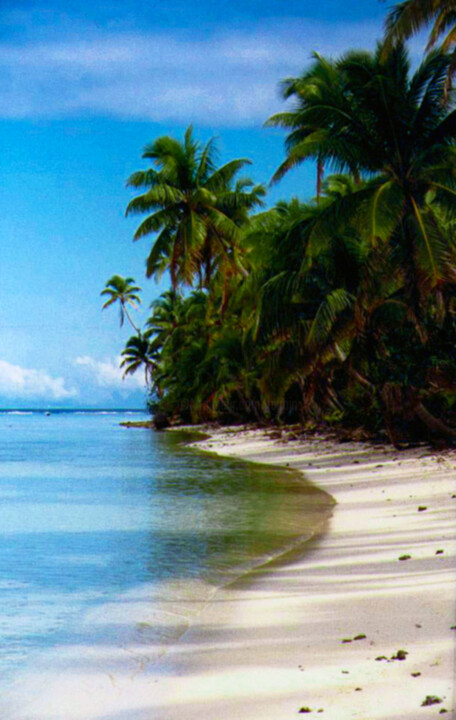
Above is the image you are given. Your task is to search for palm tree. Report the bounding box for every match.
[384,0,456,87]
[125,126,265,291]
[120,334,158,386]
[267,43,456,320]
[101,275,142,333]
[265,54,342,195]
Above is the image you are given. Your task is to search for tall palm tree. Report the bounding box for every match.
[267,43,456,319]
[125,126,265,291]
[385,2,456,58]
[101,275,142,332]
[265,54,340,194]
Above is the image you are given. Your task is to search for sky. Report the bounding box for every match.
[0,0,414,408]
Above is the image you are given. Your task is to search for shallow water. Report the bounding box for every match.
[0,411,332,712]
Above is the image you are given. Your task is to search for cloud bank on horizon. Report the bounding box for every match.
[0,356,144,405]
[0,17,386,126]
[0,359,76,400]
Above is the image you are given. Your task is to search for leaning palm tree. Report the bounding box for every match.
[384,0,456,87]
[125,126,264,291]
[101,275,142,332]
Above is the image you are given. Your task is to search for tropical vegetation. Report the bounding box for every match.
[102,3,456,447]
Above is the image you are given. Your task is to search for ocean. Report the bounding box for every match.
[0,410,332,717]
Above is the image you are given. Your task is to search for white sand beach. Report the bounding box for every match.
[152,428,456,719]
[7,427,456,720]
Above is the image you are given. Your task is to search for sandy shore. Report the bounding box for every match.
[152,427,456,719]
[8,427,456,719]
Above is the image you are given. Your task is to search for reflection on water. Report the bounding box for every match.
[0,412,333,688]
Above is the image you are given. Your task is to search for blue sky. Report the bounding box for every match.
[0,0,407,407]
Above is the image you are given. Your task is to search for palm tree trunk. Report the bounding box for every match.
[122,304,140,334]
[316,157,324,199]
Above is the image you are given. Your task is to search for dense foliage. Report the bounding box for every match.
[103,26,456,446]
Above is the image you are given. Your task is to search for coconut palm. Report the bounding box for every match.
[120,334,158,386]
[101,275,142,332]
[125,126,265,291]
[265,54,340,194]
[267,43,456,319]
[384,0,456,87]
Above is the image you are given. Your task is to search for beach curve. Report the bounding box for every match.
[151,426,456,719]
[6,426,455,720]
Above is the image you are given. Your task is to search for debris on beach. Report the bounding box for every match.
[298,706,312,713]
[418,506,427,511]
[421,695,442,706]
[391,649,408,661]
[398,554,412,560]
[353,634,367,640]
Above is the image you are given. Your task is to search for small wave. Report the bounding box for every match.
[5,411,33,416]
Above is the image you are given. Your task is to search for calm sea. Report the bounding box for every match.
[0,410,332,714]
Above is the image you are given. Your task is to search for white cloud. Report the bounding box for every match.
[0,359,76,399]
[0,18,398,125]
[74,355,145,390]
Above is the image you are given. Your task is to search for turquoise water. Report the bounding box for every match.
[0,411,332,703]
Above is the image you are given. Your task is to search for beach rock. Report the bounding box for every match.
[153,412,170,430]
